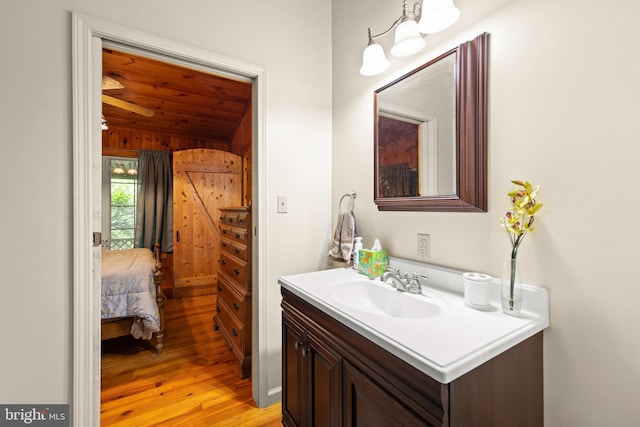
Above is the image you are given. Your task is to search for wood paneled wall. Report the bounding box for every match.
[102,127,230,158]
[230,102,251,156]
[102,123,252,210]
[231,103,252,205]
[378,116,418,168]
[102,118,253,296]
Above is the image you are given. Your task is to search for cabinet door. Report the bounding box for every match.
[304,332,342,427]
[282,311,343,427]
[283,315,305,427]
[343,361,438,427]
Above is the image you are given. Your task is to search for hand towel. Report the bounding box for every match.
[328,211,357,263]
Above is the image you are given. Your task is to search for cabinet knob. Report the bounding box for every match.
[221,259,227,266]
[217,284,222,292]
[216,306,221,313]
[234,248,240,254]
[232,328,239,337]
[234,233,241,239]
[233,302,239,311]
[233,268,240,276]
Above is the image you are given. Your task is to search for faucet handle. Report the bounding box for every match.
[386,266,399,275]
[408,273,428,294]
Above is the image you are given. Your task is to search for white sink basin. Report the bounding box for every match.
[280,264,549,383]
[329,279,445,319]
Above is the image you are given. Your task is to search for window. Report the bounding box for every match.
[102,157,138,250]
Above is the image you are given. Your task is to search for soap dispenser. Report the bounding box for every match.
[353,237,363,270]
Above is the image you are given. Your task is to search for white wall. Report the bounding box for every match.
[332,0,640,425]
[5,0,640,424]
[0,0,332,408]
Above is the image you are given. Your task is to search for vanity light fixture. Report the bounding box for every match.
[360,0,460,76]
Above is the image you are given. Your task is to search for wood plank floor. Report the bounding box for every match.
[101,294,282,426]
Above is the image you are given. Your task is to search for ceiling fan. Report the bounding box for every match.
[102,76,154,117]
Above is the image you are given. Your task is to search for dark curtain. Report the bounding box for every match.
[135,150,173,253]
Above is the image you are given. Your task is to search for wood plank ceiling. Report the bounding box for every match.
[102,48,252,142]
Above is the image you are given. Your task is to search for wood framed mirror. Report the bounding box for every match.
[374,32,488,212]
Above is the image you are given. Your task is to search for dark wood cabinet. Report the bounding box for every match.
[214,206,252,378]
[281,287,543,427]
[282,304,342,427]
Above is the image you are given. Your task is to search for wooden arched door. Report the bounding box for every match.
[172,149,242,296]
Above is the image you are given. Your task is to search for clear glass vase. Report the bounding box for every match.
[501,257,523,316]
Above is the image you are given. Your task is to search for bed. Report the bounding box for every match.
[101,244,166,353]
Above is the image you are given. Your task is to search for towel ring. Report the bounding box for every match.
[339,192,356,212]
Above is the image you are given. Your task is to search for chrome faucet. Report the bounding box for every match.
[382,267,428,294]
[382,267,411,292]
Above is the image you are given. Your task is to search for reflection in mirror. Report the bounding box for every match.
[374,33,488,212]
[377,52,456,198]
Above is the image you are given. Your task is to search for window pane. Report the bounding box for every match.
[111,206,135,228]
[109,158,138,250]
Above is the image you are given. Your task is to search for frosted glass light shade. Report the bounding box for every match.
[418,0,460,34]
[390,19,425,57]
[360,43,391,76]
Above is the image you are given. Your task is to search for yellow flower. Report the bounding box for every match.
[500,180,543,258]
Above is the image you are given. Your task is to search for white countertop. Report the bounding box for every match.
[278,257,549,384]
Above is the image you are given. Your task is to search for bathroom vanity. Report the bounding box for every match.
[279,259,549,426]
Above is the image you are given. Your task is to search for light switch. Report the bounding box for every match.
[277,195,288,213]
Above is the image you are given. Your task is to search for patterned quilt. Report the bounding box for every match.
[101,248,160,340]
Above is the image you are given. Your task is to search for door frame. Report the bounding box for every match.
[72,12,268,426]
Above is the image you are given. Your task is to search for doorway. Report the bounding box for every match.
[72,13,268,426]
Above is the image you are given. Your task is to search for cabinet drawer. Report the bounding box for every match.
[235,212,249,227]
[216,299,246,354]
[220,210,249,226]
[220,212,236,226]
[220,252,250,286]
[217,274,248,323]
[220,237,248,262]
[220,224,249,244]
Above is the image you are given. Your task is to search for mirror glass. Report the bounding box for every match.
[374,33,488,212]
[377,52,456,198]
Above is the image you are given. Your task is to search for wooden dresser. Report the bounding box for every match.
[214,206,252,378]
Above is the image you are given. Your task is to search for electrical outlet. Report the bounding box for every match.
[417,233,430,259]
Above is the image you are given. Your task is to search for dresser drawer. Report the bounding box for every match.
[220,211,250,227]
[217,206,252,379]
[216,299,246,354]
[220,224,249,244]
[217,274,249,323]
[220,252,250,287]
[235,211,249,227]
[220,212,236,226]
[220,237,248,262]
